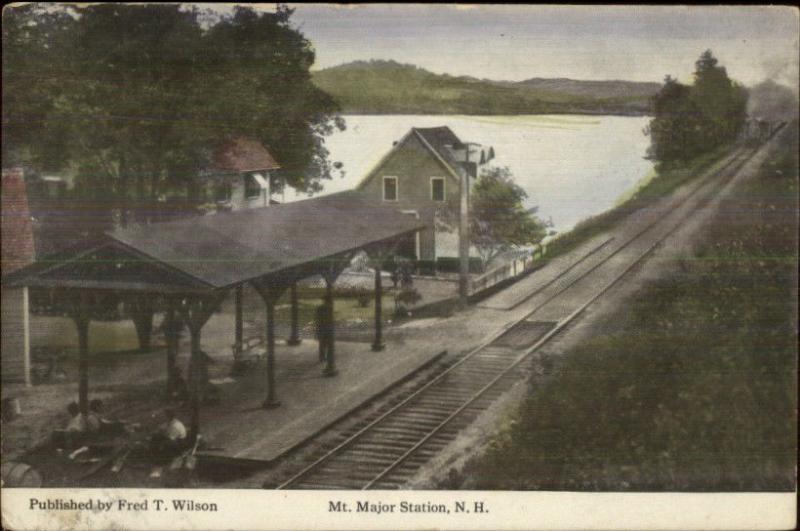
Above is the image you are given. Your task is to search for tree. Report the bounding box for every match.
[2,3,344,351]
[690,50,748,150]
[645,76,703,164]
[2,3,344,227]
[645,51,748,168]
[443,167,547,269]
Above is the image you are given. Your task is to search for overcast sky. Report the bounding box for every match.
[276,4,798,89]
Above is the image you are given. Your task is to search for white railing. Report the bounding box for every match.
[469,249,539,295]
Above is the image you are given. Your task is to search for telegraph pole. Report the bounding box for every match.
[458,144,473,305]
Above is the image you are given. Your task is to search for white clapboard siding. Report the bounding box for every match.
[1,286,31,386]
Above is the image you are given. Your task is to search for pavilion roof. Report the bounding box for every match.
[6,191,425,292]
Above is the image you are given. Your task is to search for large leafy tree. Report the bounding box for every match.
[451,167,547,268]
[646,76,703,163]
[690,50,748,151]
[2,4,77,169]
[646,50,747,168]
[2,3,343,227]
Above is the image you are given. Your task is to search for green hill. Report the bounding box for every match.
[312,60,661,115]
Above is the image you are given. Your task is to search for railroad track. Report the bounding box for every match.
[274,143,761,490]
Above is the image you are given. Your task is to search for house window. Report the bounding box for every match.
[431,177,445,201]
[245,173,262,199]
[383,176,398,201]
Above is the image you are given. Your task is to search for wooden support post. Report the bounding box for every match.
[318,252,354,377]
[287,282,301,346]
[372,263,385,352]
[251,279,289,409]
[75,313,90,417]
[66,291,92,417]
[178,293,224,443]
[164,302,179,397]
[234,285,243,359]
[322,278,338,377]
[264,296,280,408]
[130,294,154,352]
[188,325,202,440]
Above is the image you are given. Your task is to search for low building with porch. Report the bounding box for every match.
[355,126,493,263]
[201,137,283,213]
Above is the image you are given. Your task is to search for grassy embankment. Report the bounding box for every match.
[466,124,798,491]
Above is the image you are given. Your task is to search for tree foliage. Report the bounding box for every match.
[461,167,547,267]
[2,3,343,227]
[646,50,747,167]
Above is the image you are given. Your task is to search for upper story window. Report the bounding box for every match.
[431,177,445,202]
[383,176,398,201]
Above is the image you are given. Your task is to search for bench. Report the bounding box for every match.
[231,335,266,374]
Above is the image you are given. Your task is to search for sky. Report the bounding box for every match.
[266,4,798,90]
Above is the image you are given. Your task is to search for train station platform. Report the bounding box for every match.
[195,337,446,464]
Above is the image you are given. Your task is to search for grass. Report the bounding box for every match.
[467,123,798,491]
[30,317,143,357]
[31,288,397,360]
[274,293,397,329]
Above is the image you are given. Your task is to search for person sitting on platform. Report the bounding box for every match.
[87,399,127,436]
[65,401,87,433]
[149,408,188,463]
[52,401,88,450]
[86,399,103,433]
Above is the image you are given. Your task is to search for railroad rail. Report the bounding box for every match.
[274,143,761,490]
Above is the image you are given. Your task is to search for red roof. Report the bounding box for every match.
[213,137,281,173]
[1,167,36,275]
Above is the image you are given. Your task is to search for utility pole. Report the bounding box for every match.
[458,144,474,305]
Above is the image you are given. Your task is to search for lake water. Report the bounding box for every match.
[287,114,654,234]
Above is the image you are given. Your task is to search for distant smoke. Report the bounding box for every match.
[747,80,799,121]
[746,49,799,121]
[759,54,799,93]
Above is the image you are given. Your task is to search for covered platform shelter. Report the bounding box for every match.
[5,191,425,441]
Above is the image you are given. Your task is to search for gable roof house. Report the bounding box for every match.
[201,137,282,213]
[355,126,494,262]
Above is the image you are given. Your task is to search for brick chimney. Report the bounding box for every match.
[2,167,36,275]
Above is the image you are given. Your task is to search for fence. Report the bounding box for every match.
[468,248,540,295]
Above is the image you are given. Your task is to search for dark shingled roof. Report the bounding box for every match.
[412,126,465,174]
[213,137,281,173]
[107,191,425,289]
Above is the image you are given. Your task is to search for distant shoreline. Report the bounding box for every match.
[336,110,653,117]
[314,60,659,119]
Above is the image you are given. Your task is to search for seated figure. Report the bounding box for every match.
[52,401,88,449]
[86,399,103,433]
[149,408,189,463]
[65,401,87,433]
